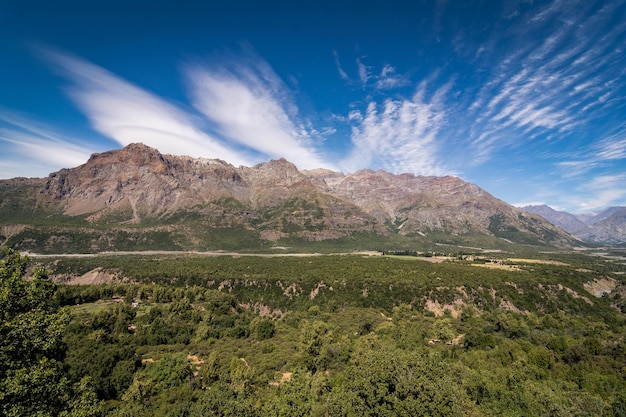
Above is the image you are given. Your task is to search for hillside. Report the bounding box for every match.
[523,205,626,244]
[0,143,578,253]
[577,207,626,244]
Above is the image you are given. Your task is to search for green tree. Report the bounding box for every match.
[0,249,102,416]
[261,369,318,417]
[250,317,275,340]
[189,381,256,417]
[327,347,465,416]
[298,320,333,372]
[228,357,254,394]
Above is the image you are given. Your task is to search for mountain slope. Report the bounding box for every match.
[577,207,626,244]
[310,170,576,247]
[576,206,626,225]
[0,143,578,252]
[523,204,626,244]
[521,205,588,234]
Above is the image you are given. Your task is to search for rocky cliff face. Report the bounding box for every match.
[1,143,579,250]
[41,143,249,219]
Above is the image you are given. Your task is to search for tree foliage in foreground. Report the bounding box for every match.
[0,249,103,417]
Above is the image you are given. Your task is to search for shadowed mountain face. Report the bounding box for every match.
[0,143,578,252]
[522,205,626,245]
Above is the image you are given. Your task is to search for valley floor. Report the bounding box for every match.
[3,250,626,416]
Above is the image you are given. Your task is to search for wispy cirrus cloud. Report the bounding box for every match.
[0,111,94,178]
[554,120,626,171]
[457,0,626,167]
[555,160,596,178]
[356,57,370,85]
[36,47,333,171]
[375,64,410,90]
[38,47,253,166]
[337,55,410,91]
[574,173,626,211]
[332,49,348,81]
[550,126,626,209]
[186,55,333,170]
[596,135,626,161]
[341,78,452,175]
[330,0,625,184]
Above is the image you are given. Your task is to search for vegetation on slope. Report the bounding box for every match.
[2,250,626,416]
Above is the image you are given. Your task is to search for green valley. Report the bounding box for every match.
[2,249,625,416]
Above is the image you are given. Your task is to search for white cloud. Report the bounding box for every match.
[582,174,626,190]
[570,173,626,211]
[575,189,626,212]
[597,136,626,160]
[554,127,626,179]
[332,50,348,81]
[341,80,451,175]
[512,201,547,208]
[375,64,410,90]
[356,57,370,85]
[555,160,598,179]
[0,111,94,178]
[463,0,626,167]
[38,48,252,166]
[186,58,333,170]
[381,64,395,78]
[348,110,362,121]
[528,0,568,25]
[2,46,349,178]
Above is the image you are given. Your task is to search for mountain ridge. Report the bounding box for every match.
[522,204,626,244]
[0,143,579,252]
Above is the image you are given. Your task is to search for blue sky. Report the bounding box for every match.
[1,0,625,213]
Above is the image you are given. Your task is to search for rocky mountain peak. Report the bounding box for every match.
[85,143,170,174]
[241,158,306,188]
[302,169,345,190]
[577,207,626,244]
[0,144,582,249]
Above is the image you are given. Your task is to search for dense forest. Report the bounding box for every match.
[2,249,626,416]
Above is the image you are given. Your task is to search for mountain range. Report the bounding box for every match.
[522,204,626,245]
[0,143,581,253]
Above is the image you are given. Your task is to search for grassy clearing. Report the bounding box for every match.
[471,263,521,270]
[71,298,122,315]
[507,257,568,265]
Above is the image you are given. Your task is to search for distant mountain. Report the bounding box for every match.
[576,206,626,225]
[520,205,588,235]
[0,143,578,253]
[576,207,626,244]
[522,204,626,244]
